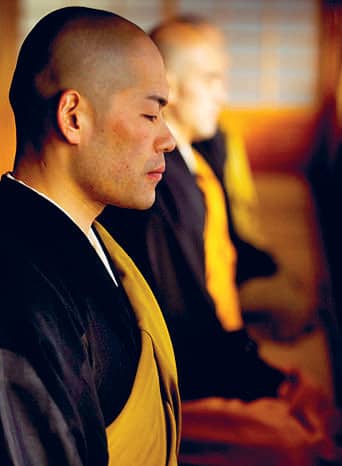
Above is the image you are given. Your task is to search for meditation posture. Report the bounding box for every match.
[0,7,180,466]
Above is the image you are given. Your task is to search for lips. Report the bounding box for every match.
[150,165,165,175]
[147,164,165,182]
[148,162,165,175]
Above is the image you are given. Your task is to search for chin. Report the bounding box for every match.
[194,128,217,142]
[131,195,156,211]
[198,123,218,139]
[104,191,156,210]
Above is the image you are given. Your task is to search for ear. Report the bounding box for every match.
[56,89,81,145]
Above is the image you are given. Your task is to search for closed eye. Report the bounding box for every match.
[143,114,158,122]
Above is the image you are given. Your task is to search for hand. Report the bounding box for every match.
[278,368,341,461]
[180,397,331,466]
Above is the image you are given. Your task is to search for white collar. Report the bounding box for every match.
[6,173,118,286]
[166,123,197,173]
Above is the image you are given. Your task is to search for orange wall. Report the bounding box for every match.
[0,0,18,174]
[220,106,323,173]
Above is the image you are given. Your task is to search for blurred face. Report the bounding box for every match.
[169,42,227,142]
[74,40,175,210]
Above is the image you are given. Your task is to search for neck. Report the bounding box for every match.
[13,150,103,235]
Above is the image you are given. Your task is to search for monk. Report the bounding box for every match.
[0,6,180,466]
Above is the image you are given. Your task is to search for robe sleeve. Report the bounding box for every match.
[0,349,83,466]
[0,256,108,466]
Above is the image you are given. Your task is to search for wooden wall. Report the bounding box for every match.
[220,106,322,173]
[0,0,18,174]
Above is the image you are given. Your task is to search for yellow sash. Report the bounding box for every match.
[193,149,243,332]
[220,123,266,248]
[94,222,181,466]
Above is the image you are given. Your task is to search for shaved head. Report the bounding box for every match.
[149,16,227,143]
[8,6,174,227]
[150,16,226,75]
[10,7,161,155]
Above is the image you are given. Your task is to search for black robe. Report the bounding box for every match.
[99,133,285,402]
[0,176,141,465]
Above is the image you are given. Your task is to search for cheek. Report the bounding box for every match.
[110,117,150,153]
[182,85,208,117]
[99,115,154,186]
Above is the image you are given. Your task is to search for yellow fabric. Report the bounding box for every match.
[220,125,267,249]
[94,222,181,466]
[193,149,243,331]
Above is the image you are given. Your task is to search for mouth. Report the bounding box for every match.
[147,164,165,182]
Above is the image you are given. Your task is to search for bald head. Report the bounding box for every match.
[149,16,227,143]
[150,16,226,75]
[10,6,160,154]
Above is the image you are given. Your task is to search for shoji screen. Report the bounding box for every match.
[178,0,320,107]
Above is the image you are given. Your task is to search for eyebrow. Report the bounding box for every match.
[146,94,168,108]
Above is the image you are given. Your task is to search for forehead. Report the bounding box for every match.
[105,57,169,109]
[181,42,227,74]
[128,41,169,96]
[88,36,169,111]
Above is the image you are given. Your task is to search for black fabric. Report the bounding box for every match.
[309,139,342,407]
[99,134,285,402]
[0,176,141,465]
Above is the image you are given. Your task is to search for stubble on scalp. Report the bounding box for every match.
[34,13,154,111]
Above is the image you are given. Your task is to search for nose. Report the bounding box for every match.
[158,121,176,153]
